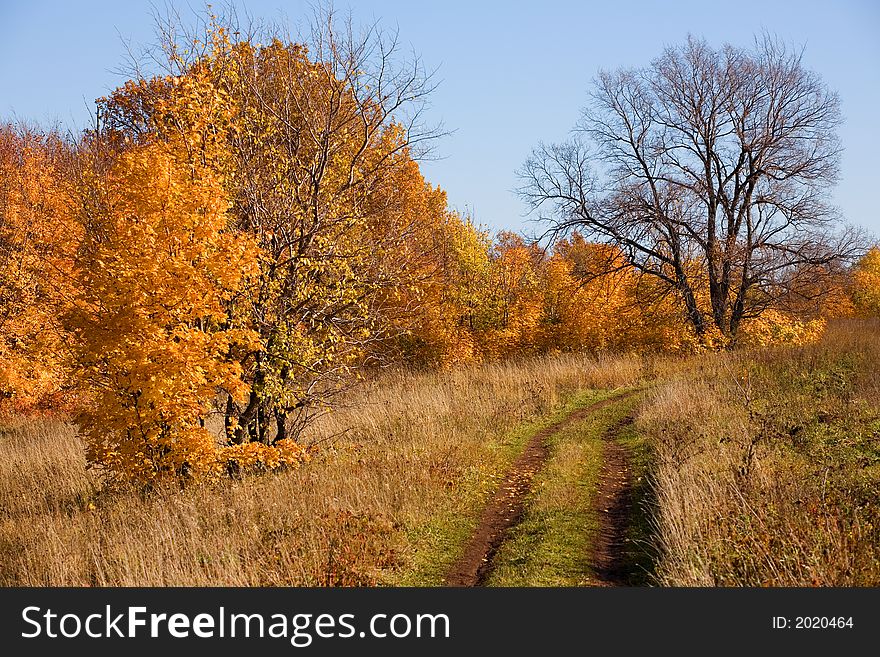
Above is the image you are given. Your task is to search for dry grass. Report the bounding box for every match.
[640,319,880,586]
[0,352,645,586]
[10,322,874,588]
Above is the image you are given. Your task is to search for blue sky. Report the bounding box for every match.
[1,0,878,236]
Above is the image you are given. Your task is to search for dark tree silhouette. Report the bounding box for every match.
[520,35,863,339]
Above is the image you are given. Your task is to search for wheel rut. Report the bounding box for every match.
[587,414,637,586]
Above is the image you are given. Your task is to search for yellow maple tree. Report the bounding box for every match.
[68,59,315,482]
[68,134,261,480]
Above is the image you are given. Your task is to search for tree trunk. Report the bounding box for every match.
[274,409,288,444]
[682,288,706,337]
[674,266,706,337]
[235,390,260,443]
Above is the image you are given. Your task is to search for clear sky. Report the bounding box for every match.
[1,0,878,237]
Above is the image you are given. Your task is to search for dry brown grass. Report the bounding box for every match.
[0,352,645,586]
[11,322,873,588]
[640,319,880,586]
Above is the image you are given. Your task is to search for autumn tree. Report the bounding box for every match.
[520,35,863,343]
[355,165,462,367]
[0,125,77,415]
[94,10,446,448]
[220,17,442,443]
[852,247,880,317]
[395,213,494,364]
[68,59,311,482]
[69,143,248,480]
[541,238,632,351]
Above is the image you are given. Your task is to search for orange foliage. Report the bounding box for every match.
[538,237,685,353]
[68,133,261,481]
[0,126,78,416]
[71,25,455,480]
[66,61,309,482]
[738,311,826,348]
[852,247,880,317]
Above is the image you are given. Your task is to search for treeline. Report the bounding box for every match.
[0,15,877,483]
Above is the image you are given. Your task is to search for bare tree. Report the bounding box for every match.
[520,35,863,340]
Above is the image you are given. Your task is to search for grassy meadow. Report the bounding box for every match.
[1,320,878,586]
[641,319,880,586]
[0,353,643,586]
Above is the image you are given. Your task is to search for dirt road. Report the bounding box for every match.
[445,390,640,587]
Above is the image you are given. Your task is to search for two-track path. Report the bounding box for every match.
[445,390,639,587]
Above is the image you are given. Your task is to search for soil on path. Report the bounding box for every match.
[587,414,636,586]
[444,390,638,587]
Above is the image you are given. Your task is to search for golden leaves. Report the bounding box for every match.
[852,247,880,318]
[0,126,78,416]
[69,111,259,481]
